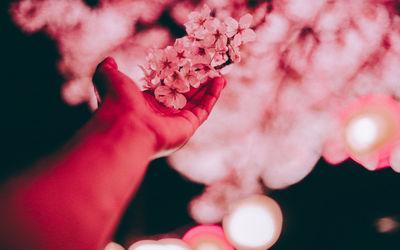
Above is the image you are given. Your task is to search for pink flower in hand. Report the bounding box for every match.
[211,47,230,67]
[139,65,160,90]
[181,62,201,88]
[154,46,179,78]
[164,70,190,93]
[228,45,241,63]
[190,41,213,65]
[173,37,191,66]
[154,85,187,109]
[155,70,189,109]
[184,5,212,39]
[193,63,220,82]
[141,5,256,109]
[204,19,228,52]
[225,14,256,46]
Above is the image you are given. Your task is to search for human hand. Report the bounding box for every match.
[93,57,226,158]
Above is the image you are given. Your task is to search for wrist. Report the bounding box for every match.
[110,112,158,160]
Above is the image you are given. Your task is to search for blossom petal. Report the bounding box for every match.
[175,80,190,93]
[154,85,172,97]
[164,72,190,93]
[172,93,187,109]
[231,34,242,47]
[154,86,186,109]
[225,17,238,37]
[239,14,253,29]
[241,29,257,43]
[201,4,211,17]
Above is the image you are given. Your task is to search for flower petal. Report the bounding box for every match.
[225,17,238,37]
[154,85,172,97]
[201,4,211,17]
[239,14,253,29]
[241,29,257,44]
[173,93,187,109]
[155,86,177,108]
[175,79,190,93]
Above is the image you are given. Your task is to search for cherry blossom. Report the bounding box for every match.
[211,47,230,67]
[189,41,213,65]
[228,46,241,63]
[225,14,257,46]
[204,19,228,52]
[154,46,179,78]
[173,37,191,65]
[154,85,188,109]
[141,5,256,109]
[181,62,201,88]
[139,65,160,89]
[184,5,212,39]
[164,70,190,93]
[193,63,220,82]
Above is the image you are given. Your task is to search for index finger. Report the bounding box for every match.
[186,77,226,125]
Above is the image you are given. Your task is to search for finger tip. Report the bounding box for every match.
[213,76,226,88]
[97,57,118,72]
[222,77,227,88]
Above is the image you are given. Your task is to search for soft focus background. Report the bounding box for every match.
[2,0,400,249]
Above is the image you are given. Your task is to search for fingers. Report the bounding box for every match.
[92,57,118,100]
[183,84,208,111]
[182,77,226,126]
[142,91,180,115]
[92,57,141,103]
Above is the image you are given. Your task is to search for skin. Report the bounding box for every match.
[0,57,226,250]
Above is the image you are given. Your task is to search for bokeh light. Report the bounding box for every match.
[182,225,234,250]
[342,95,400,170]
[105,242,125,250]
[222,195,283,250]
[128,239,190,250]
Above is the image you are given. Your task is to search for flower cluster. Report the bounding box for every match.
[140,5,256,109]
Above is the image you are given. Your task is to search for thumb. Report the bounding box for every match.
[92,57,119,102]
[92,57,144,108]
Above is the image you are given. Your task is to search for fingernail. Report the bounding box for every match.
[219,77,227,88]
[97,57,118,72]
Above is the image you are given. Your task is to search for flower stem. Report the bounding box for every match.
[214,51,233,70]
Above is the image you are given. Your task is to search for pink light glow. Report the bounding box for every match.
[128,239,190,250]
[341,95,400,170]
[182,225,234,250]
[222,195,283,250]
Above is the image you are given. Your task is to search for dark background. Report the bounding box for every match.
[1,0,400,249]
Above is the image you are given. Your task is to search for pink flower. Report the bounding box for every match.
[184,5,212,39]
[164,70,190,93]
[193,63,220,82]
[153,46,179,78]
[181,62,201,88]
[225,14,256,46]
[189,41,213,65]
[139,65,160,90]
[203,19,228,52]
[154,85,187,109]
[154,70,189,109]
[145,49,162,71]
[140,6,257,109]
[228,45,241,63]
[173,37,191,66]
[211,47,230,67]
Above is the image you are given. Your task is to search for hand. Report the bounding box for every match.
[93,57,226,158]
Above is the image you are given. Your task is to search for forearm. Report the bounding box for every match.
[0,113,156,250]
